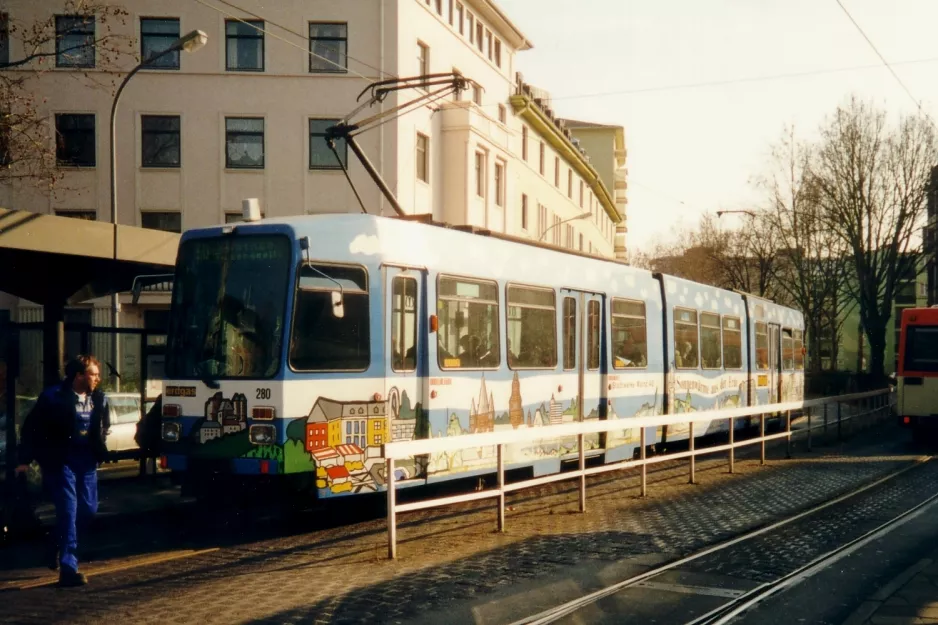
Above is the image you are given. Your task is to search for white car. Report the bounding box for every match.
[106,393,155,454]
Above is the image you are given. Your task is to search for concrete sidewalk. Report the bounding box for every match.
[843,552,938,625]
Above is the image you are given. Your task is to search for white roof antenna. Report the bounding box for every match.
[242,198,262,222]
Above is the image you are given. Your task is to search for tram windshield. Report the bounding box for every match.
[166,235,291,380]
[904,326,938,373]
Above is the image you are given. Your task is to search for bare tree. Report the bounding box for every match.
[0,2,130,190]
[758,126,855,372]
[695,212,779,299]
[812,97,936,383]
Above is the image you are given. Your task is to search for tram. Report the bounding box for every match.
[158,213,804,498]
[897,307,938,439]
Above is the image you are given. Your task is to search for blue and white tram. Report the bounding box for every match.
[158,214,804,498]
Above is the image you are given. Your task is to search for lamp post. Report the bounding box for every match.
[715,210,756,218]
[109,29,207,390]
[539,211,592,242]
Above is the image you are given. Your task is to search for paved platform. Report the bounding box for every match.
[844,549,938,625]
[0,419,918,625]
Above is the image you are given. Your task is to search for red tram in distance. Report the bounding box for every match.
[897,307,938,439]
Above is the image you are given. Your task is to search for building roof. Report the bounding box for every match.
[0,208,179,305]
[312,448,340,461]
[335,444,365,457]
[467,0,534,51]
[326,465,351,480]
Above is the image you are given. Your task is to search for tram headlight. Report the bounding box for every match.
[250,424,275,445]
[161,421,181,443]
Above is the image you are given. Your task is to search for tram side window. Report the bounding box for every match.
[782,328,794,370]
[507,285,557,368]
[793,330,804,370]
[723,316,742,369]
[700,312,722,369]
[562,297,576,370]
[391,276,417,372]
[755,321,768,370]
[612,298,647,368]
[290,264,370,371]
[673,308,698,369]
[437,276,500,369]
[587,299,600,370]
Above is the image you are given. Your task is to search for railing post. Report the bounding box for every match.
[785,409,792,459]
[386,456,397,560]
[837,401,843,441]
[640,427,647,497]
[760,413,766,465]
[577,433,586,513]
[689,421,696,484]
[807,407,813,452]
[728,416,735,474]
[497,443,505,532]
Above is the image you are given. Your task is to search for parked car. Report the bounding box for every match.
[106,393,155,455]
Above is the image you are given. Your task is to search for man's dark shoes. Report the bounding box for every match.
[58,570,88,587]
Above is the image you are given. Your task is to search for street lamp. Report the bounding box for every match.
[109,29,207,389]
[539,211,592,242]
[716,210,756,218]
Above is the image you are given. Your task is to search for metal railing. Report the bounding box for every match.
[381,388,894,559]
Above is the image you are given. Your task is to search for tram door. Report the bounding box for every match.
[384,267,429,480]
[561,289,605,452]
[768,323,781,403]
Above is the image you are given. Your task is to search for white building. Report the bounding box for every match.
[0,0,628,344]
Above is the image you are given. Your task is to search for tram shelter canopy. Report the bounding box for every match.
[0,207,180,384]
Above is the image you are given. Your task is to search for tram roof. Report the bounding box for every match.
[0,208,180,305]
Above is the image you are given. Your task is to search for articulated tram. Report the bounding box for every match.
[159,214,804,498]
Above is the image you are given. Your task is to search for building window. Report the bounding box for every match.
[521,126,528,161]
[579,180,584,207]
[310,118,346,169]
[565,224,574,249]
[141,211,181,233]
[552,215,561,245]
[55,114,95,167]
[415,132,429,182]
[472,84,482,105]
[448,0,454,25]
[54,210,96,221]
[539,142,545,175]
[521,194,529,230]
[475,151,486,197]
[494,160,505,207]
[417,41,430,86]
[567,170,573,197]
[485,29,492,60]
[56,15,95,68]
[225,117,264,169]
[579,233,584,251]
[141,115,180,168]
[468,12,474,43]
[226,20,264,71]
[494,38,502,67]
[554,157,560,187]
[476,22,483,52]
[435,0,443,15]
[309,22,347,73]
[538,204,547,238]
[498,104,506,124]
[141,18,180,69]
[456,2,464,34]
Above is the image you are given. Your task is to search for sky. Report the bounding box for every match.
[497,0,938,253]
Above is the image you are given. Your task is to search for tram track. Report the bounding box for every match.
[510,454,936,625]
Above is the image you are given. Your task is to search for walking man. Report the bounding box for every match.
[15,355,110,586]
